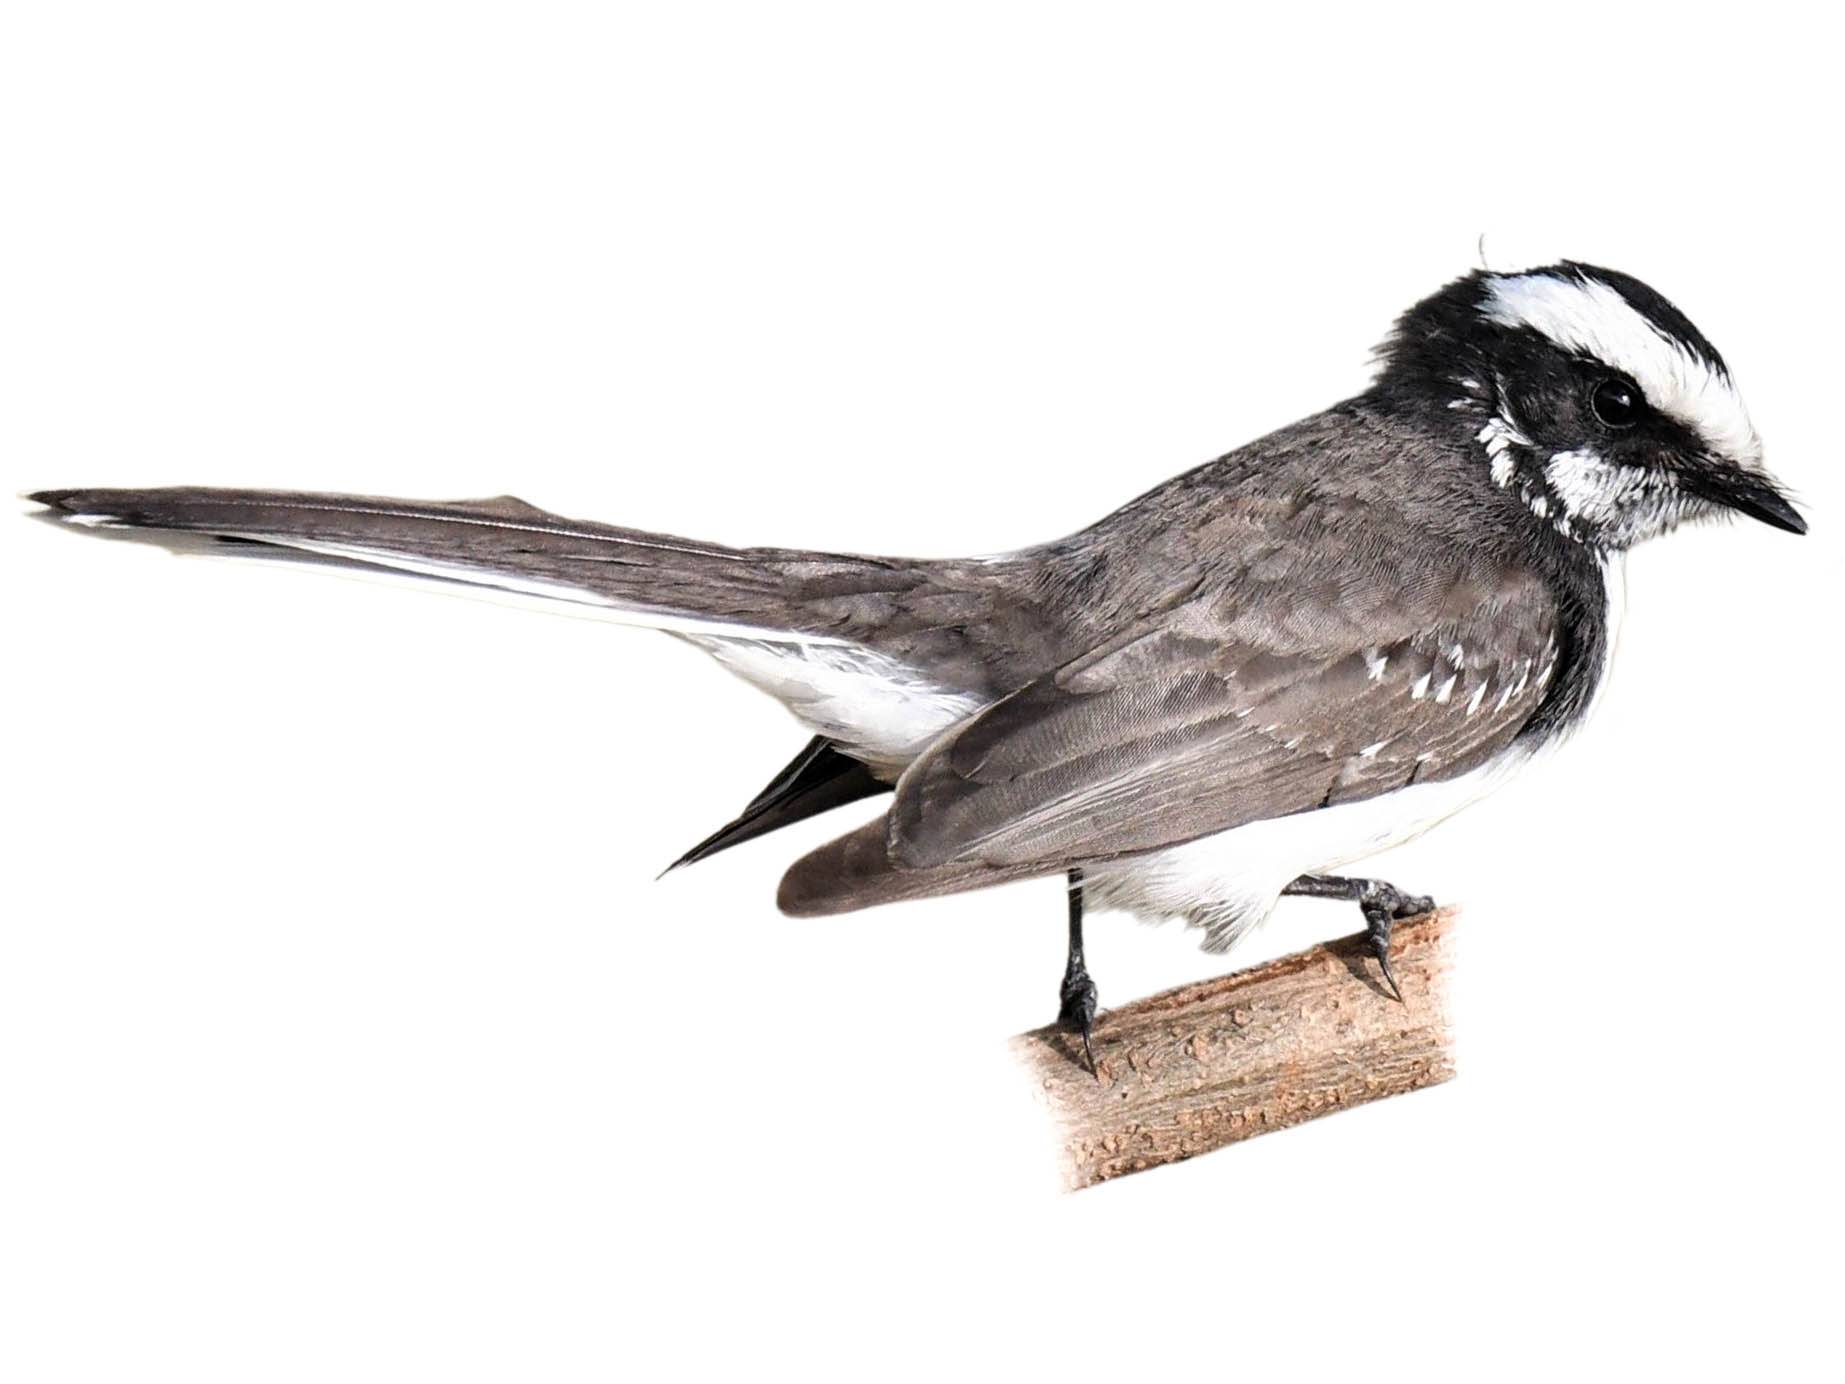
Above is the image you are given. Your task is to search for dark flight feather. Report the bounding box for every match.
[663,737,891,873]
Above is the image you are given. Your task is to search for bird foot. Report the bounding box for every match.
[1057,966,1099,1076]
[1357,880,1429,1003]
[1282,873,1433,1003]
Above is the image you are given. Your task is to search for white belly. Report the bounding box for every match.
[1083,748,1534,951]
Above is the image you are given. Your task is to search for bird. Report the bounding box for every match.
[29,261,1805,1071]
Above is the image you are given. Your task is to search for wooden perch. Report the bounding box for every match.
[1012,907,1456,1190]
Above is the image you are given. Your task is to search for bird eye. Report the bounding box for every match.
[1590,378,1642,429]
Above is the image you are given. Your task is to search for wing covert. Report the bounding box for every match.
[888,584,1560,871]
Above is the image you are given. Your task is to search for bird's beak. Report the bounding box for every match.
[1683,464,1808,535]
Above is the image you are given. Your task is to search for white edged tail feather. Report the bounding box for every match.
[37,494,989,772]
[240,535,990,767]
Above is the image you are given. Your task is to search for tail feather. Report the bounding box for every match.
[31,485,1010,768]
[30,486,860,641]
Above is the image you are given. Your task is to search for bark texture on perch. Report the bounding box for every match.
[1012,907,1456,1190]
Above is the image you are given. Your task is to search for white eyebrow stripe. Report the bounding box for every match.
[1479,272,1761,467]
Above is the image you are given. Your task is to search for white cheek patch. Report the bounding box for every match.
[1543,448,1691,546]
[1544,449,1627,522]
[1480,272,1762,468]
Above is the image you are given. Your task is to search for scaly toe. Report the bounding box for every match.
[1057,971,1098,1035]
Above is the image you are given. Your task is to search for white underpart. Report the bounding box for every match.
[1088,555,1630,952]
[1481,273,1762,466]
[1599,551,1628,686]
[686,636,984,775]
[1086,748,1534,952]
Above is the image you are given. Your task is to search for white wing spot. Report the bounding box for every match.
[1507,659,1532,700]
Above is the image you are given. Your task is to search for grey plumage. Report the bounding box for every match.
[29,261,1803,958]
[29,406,1572,912]
[795,407,1572,911]
[26,487,989,650]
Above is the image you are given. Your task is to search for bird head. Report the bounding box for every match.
[1376,262,1804,548]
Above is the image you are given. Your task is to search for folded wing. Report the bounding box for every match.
[781,573,1562,913]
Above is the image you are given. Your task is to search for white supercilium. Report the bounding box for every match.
[1480,272,1762,467]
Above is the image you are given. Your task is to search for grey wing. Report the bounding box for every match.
[892,588,1558,870]
[778,575,1559,913]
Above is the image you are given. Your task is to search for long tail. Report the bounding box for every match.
[29,486,877,642]
[30,485,1008,776]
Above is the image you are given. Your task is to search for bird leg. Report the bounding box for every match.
[1056,868,1100,1075]
[1282,874,1435,1003]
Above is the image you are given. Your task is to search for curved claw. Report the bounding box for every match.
[1361,899,1406,1004]
[1371,939,1405,1003]
[1058,968,1100,1077]
[1282,874,1429,1003]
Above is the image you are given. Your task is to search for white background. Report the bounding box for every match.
[3,4,1841,1380]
